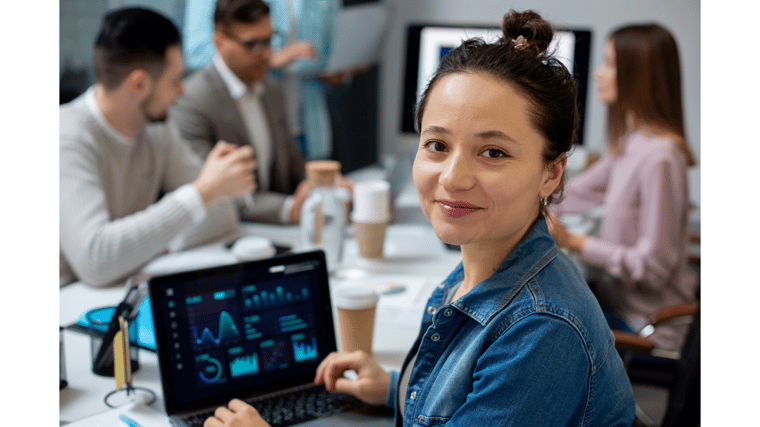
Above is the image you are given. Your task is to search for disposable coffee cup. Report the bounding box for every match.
[351,180,391,259]
[355,222,388,258]
[333,286,379,354]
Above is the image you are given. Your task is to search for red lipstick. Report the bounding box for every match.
[437,200,482,218]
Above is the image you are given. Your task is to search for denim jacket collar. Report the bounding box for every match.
[391,215,635,426]
[442,215,559,326]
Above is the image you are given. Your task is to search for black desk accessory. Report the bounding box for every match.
[91,277,147,376]
[59,326,67,390]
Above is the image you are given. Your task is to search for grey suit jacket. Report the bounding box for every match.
[170,65,306,224]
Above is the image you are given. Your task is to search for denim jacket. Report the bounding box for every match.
[385,217,635,426]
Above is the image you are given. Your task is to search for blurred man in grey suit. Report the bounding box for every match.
[171,0,311,224]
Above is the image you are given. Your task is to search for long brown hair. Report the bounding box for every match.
[607,24,696,166]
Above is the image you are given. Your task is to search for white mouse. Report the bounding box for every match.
[231,236,276,261]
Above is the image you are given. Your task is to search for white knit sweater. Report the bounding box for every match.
[59,88,238,287]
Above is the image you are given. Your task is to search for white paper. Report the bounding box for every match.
[324,4,389,73]
[65,402,171,427]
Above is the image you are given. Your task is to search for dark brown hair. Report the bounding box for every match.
[415,10,579,207]
[214,0,270,32]
[92,7,181,90]
[608,23,696,166]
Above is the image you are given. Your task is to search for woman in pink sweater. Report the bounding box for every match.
[549,23,698,351]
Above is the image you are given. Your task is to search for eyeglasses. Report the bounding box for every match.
[223,31,278,52]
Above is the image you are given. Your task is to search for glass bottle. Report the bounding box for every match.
[300,161,346,272]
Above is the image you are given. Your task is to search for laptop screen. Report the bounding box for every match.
[149,251,337,415]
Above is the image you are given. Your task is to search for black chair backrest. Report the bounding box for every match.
[661,308,700,427]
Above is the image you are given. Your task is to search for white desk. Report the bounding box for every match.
[59,221,462,425]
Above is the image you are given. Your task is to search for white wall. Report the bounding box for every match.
[376,0,700,205]
[60,0,186,73]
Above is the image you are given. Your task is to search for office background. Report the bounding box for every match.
[376,0,700,207]
[0,0,743,423]
[59,0,700,205]
[3,0,750,424]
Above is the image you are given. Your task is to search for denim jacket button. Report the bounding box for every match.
[427,306,436,315]
[444,308,453,317]
[431,333,441,342]
[410,391,417,400]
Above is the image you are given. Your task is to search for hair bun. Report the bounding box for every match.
[500,10,554,57]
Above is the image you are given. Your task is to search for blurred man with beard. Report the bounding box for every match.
[59,7,256,287]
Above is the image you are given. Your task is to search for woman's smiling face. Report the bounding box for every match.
[413,72,563,252]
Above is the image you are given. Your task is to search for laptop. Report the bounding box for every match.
[148,250,362,427]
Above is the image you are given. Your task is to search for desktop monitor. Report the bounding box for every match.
[400,23,592,145]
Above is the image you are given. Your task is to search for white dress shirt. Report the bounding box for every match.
[213,54,274,191]
[213,55,294,223]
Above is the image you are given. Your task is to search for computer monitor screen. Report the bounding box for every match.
[400,24,592,144]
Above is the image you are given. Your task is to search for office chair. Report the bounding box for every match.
[615,303,700,427]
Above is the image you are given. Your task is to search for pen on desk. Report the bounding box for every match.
[119,413,143,427]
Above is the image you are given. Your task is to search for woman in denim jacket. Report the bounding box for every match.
[205,10,635,427]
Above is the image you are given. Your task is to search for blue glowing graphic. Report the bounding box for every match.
[292,334,318,363]
[192,311,240,347]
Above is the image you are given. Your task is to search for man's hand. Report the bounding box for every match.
[193,141,256,207]
[204,399,270,427]
[270,41,316,69]
[317,64,372,88]
[288,180,312,224]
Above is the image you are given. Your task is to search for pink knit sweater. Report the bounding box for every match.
[554,131,698,351]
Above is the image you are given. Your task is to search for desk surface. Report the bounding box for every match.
[60,221,462,424]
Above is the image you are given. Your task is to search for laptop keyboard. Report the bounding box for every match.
[180,384,363,427]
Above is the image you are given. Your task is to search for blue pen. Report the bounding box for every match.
[118,414,143,427]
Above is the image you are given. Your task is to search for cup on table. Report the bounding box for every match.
[87,306,139,377]
[333,285,379,354]
[351,180,391,259]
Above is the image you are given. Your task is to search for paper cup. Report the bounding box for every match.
[351,180,391,223]
[355,221,388,259]
[333,286,379,354]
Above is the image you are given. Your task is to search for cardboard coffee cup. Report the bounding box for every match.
[333,286,379,354]
[355,221,388,258]
[351,180,391,259]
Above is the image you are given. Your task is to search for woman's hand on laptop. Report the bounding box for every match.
[204,398,270,427]
[314,351,389,406]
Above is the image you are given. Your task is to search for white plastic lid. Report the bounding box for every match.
[351,180,391,223]
[333,285,379,309]
[231,236,276,261]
